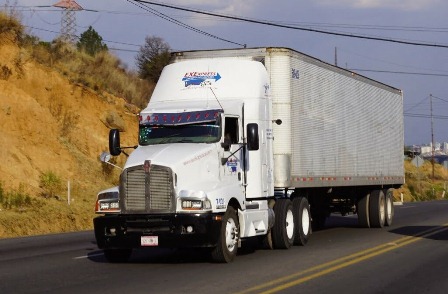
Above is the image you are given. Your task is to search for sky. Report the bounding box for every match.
[5,0,448,146]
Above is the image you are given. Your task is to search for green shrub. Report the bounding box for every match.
[0,183,32,210]
[0,64,12,80]
[0,11,24,42]
[39,171,62,198]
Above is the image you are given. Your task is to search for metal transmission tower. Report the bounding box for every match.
[53,0,83,44]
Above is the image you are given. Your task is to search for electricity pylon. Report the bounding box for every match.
[53,0,83,44]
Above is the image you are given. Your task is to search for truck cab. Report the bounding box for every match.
[94,59,277,263]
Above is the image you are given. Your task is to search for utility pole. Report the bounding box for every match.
[334,47,338,67]
[430,93,435,180]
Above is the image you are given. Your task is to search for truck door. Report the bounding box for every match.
[222,116,244,190]
[244,101,274,199]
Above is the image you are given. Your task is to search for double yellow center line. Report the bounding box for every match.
[237,224,448,294]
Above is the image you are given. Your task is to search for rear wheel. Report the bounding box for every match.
[272,199,295,249]
[292,197,311,246]
[211,207,239,263]
[103,248,132,263]
[384,189,394,226]
[369,189,386,228]
[357,193,370,228]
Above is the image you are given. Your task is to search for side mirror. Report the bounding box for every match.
[247,123,259,151]
[221,141,231,151]
[109,129,121,156]
[99,151,123,170]
[100,151,111,163]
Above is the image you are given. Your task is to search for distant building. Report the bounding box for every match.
[421,145,432,155]
[443,142,448,153]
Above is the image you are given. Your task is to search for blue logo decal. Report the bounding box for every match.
[182,72,221,87]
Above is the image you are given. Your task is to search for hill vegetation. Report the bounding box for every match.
[0,11,152,237]
[0,12,447,238]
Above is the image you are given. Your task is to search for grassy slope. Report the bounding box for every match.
[0,29,140,238]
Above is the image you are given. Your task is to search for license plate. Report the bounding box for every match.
[141,236,158,247]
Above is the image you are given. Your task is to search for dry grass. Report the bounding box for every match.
[27,38,154,108]
[395,159,448,202]
[0,12,140,238]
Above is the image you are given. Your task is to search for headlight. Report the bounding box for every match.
[179,190,212,211]
[181,199,212,210]
[182,200,203,209]
[95,190,120,214]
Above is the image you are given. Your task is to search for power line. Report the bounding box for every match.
[16,6,448,34]
[26,25,142,48]
[125,0,245,47]
[350,69,448,77]
[404,113,448,119]
[432,95,448,104]
[133,0,448,49]
[404,96,430,113]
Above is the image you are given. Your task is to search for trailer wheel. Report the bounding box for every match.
[272,199,295,249]
[357,193,370,228]
[103,248,132,263]
[384,189,394,226]
[211,207,239,263]
[293,197,311,246]
[369,189,386,228]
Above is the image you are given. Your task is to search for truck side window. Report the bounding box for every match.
[224,117,239,150]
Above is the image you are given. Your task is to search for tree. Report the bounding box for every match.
[135,36,171,83]
[77,26,108,56]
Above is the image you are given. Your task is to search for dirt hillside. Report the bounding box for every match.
[0,36,139,237]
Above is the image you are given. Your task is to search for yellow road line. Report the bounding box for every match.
[236,225,448,294]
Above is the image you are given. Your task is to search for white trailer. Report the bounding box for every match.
[94,47,404,263]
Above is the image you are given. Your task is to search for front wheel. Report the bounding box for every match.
[211,207,239,263]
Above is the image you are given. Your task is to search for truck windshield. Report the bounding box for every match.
[139,122,221,145]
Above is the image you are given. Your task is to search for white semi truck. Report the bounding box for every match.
[94,47,404,263]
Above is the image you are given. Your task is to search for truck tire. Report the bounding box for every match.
[103,248,132,263]
[357,193,370,228]
[272,199,295,249]
[211,207,239,263]
[369,189,386,228]
[293,197,311,246]
[384,189,394,226]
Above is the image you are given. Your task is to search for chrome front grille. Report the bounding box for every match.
[120,164,174,213]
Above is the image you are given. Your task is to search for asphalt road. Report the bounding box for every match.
[1,200,448,294]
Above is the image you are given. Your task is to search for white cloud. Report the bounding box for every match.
[173,0,254,13]
[165,0,257,27]
[315,0,442,10]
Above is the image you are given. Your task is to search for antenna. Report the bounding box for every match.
[52,0,83,44]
